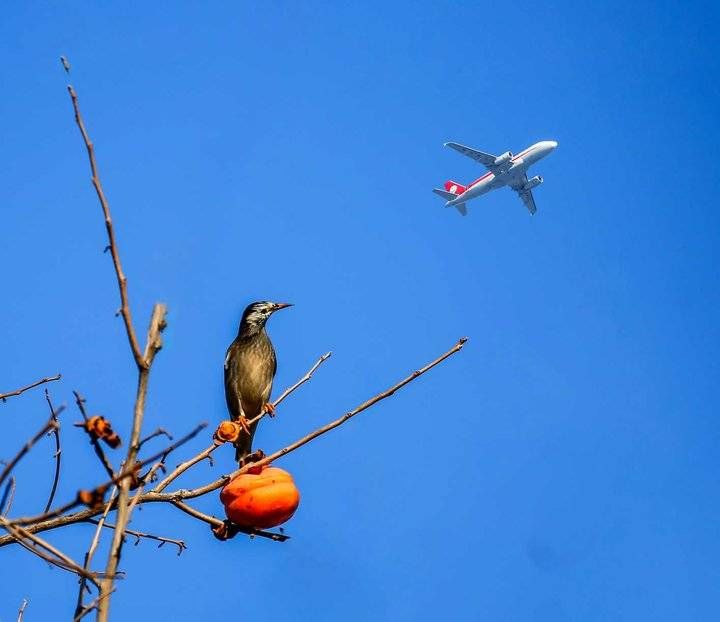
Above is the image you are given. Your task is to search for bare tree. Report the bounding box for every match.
[0,65,467,621]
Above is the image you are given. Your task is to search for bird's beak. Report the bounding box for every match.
[273,302,293,311]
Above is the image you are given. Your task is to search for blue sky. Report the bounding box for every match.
[1,1,719,620]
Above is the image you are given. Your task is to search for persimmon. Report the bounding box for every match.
[220,465,300,529]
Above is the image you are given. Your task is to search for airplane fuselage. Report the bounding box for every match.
[447,140,557,206]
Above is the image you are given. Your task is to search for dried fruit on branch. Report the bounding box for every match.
[220,466,300,529]
[80,415,122,448]
[214,420,242,444]
[77,485,108,510]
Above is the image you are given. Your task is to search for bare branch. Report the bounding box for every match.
[0,417,58,489]
[65,90,172,621]
[10,423,206,528]
[137,427,173,452]
[73,590,115,622]
[170,499,288,542]
[17,598,28,622]
[79,461,163,617]
[85,518,187,555]
[154,352,332,494]
[0,374,61,403]
[0,515,101,587]
[1,476,16,516]
[262,351,332,414]
[0,498,190,551]
[153,444,218,494]
[0,505,107,548]
[244,351,333,432]
[152,338,468,503]
[42,390,62,513]
[68,85,171,621]
[66,85,145,369]
[75,487,118,619]
[142,303,167,368]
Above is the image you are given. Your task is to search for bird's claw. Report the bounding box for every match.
[237,415,252,435]
[264,402,276,418]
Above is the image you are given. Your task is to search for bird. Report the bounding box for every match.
[224,301,292,464]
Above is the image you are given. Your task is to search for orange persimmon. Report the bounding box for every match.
[220,466,300,529]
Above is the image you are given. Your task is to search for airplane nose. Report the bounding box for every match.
[549,140,558,149]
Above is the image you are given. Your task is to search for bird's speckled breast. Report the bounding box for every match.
[225,330,277,418]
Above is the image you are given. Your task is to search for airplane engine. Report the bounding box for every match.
[523,175,543,190]
[493,151,512,167]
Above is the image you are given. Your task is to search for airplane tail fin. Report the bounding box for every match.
[432,189,468,216]
[432,188,457,201]
[444,180,467,195]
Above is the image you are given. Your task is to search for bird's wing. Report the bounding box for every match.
[224,342,244,421]
[271,342,277,380]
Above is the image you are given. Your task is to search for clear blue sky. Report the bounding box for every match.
[1,2,719,620]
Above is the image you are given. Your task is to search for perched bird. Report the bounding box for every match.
[224,301,292,463]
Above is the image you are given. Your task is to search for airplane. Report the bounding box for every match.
[433,140,558,216]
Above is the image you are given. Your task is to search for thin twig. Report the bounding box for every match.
[151,338,468,502]
[1,476,16,516]
[17,598,28,622]
[74,486,118,619]
[10,423,206,528]
[0,418,59,489]
[72,391,115,479]
[170,500,288,542]
[68,83,170,615]
[153,352,332,494]
[152,444,218,494]
[67,85,145,370]
[73,390,90,422]
[80,462,163,612]
[0,374,61,403]
[0,504,108,548]
[43,390,62,513]
[0,515,101,587]
[137,427,173,451]
[73,590,115,622]
[85,518,187,555]
[254,351,332,422]
[98,430,165,622]
[244,351,332,431]
[127,462,162,515]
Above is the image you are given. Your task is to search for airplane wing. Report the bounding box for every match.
[510,175,538,215]
[516,188,537,215]
[444,142,498,168]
